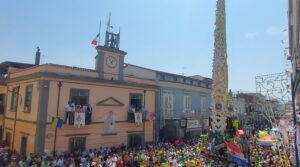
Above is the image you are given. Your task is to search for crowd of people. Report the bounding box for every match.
[0,137,240,167]
[0,132,295,167]
[248,136,291,167]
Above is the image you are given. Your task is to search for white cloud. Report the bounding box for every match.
[265,26,287,36]
[244,32,258,39]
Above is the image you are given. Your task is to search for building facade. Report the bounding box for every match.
[0,61,36,144]
[124,64,212,142]
[232,96,246,119]
[288,0,300,163]
[2,28,160,155]
[1,22,212,155]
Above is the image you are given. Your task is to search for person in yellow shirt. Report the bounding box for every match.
[161,162,169,167]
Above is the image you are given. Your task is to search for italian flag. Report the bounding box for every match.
[91,33,100,45]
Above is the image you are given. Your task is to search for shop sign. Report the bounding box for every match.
[187,120,199,129]
[181,119,187,127]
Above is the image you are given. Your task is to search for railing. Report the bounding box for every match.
[127,111,146,123]
[127,112,135,122]
[65,112,92,125]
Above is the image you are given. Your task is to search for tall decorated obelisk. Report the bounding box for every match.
[211,0,228,137]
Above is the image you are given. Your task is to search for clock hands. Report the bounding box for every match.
[110,58,114,64]
[107,57,116,67]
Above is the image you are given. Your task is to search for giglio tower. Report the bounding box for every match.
[211,0,228,133]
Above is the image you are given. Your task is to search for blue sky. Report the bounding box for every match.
[0,0,288,92]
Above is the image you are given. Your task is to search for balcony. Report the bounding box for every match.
[64,112,92,125]
[127,111,146,123]
[127,106,147,123]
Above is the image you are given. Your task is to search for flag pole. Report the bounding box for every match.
[98,20,101,46]
[107,12,111,32]
[53,81,62,156]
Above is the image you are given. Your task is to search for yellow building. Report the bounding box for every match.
[2,30,158,155]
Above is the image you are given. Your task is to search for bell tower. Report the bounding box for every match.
[95,14,127,81]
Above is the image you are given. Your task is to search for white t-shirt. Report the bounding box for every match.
[18,160,24,166]
[89,152,95,159]
[57,159,64,167]
[65,104,74,112]
[112,156,118,167]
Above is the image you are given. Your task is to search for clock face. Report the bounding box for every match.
[106,56,117,68]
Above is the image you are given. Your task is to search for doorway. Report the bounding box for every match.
[128,133,143,148]
[20,136,27,156]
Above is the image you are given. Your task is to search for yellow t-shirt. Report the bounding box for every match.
[161,162,170,167]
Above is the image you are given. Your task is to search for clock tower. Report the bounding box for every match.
[95,16,127,81]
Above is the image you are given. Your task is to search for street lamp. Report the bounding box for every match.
[7,86,22,151]
[53,81,62,156]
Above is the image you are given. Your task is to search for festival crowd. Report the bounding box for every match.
[0,134,293,167]
[0,138,238,167]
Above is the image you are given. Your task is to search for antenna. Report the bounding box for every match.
[182,66,185,76]
[118,27,121,49]
[107,12,111,32]
[98,20,101,46]
[41,54,49,64]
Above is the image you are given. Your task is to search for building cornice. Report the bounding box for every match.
[6,72,159,90]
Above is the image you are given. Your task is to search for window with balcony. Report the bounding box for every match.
[24,85,33,113]
[10,87,19,112]
[183,95,191,113]
[128,93,143,122]
[68,89,91,125]
[70,89,89,105]
[163,92,173,116]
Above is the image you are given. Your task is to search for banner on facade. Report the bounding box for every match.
[134,112,143,124]
[187,120,199,129]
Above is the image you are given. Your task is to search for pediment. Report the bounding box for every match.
[96,97,124,107]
